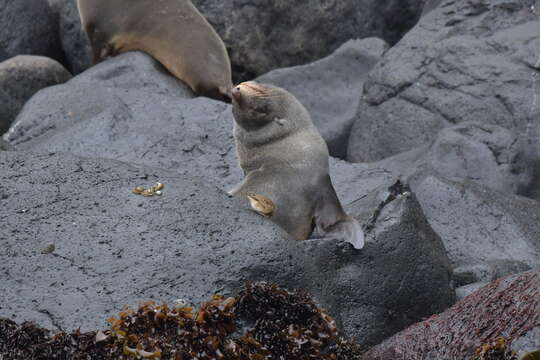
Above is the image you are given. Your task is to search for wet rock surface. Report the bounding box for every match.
[0,0,64,64]
[362,271,540,360]
[347,0,540,162]
[258,38,388,158]
[0,55,72,135]
[0,151,454,345]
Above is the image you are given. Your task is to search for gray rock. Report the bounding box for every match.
[347,0,540,162]
[59,0,93,74]
[455,282,488,301]
[0,0,64,64]
[258,38,388,158]
[3,52,243,191]
[193,0,426,80]
[414,175,540,274]
[512,327,540,357]
[0,56,72,135]
[0,138,11,151]
[0,150,455,346]
[453,260,532,288]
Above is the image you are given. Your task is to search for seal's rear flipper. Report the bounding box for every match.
[328,217,365,250]
[313,213,365,250]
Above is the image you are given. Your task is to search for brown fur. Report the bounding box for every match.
[77,0,232,101]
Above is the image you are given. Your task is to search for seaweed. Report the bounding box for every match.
[0,282,363,360]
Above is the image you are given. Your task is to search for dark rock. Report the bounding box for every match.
[0,150,455,345]
[414,175,540,278]
[0,0,64,64]
[58,0,93,74]
[347,0,540,162]
[258,38,388,158]
[0,56,72,135]
[362,271,540,360]
[192,0,426,80]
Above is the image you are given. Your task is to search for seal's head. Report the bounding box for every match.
[231,81,298,131]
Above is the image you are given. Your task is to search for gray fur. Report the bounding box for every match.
[231,82,364,248]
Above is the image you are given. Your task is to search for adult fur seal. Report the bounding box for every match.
[77,0,232,101]
[230,81,364,249]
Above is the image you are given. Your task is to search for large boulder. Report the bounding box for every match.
[58,0,93,74]
[363,271,540,360]
[0,150,455,346]
[413,175,540,281]
[3,52,242,191]
[0,0,64,64]
[347,0,540,162]
[193,0,425,80]
[258,38,388,158]
[0,56,72,135]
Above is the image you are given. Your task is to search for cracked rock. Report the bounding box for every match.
[0,150,454,345]
[347,0,540,162]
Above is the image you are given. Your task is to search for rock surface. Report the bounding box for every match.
[258,38,388,158]
[0,56,72,135]
[347,0,540,162]
[4,52,241,191]
[58,0,93,74]
[192,0,425,80]
[0,151,455,346]
[362,271,540,360]
[0,0,64,64]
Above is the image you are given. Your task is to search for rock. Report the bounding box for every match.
[258,38,388,158]
[0,56,72,135]
[453,260,532,289]
[346,122,533,195]
[59,0,93,74]
[0,138,11,151]
[192,0,426,80]
[363,271,540,360]
[3,52,244,191]
[455,282,488,301]
[0,150,455,346]
[512,327,540,358]
[414,175,540,280]
[0,0,64,64]
[347,0,540,162]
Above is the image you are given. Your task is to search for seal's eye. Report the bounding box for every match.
[232,86,242,102]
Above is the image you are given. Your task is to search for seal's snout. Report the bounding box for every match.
[231,86,242,102]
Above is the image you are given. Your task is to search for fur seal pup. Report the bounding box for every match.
[230,81,364,249]
[76,0,232,101]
